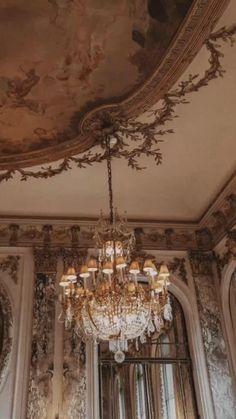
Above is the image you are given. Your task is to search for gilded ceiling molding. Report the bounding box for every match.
[0,255,20,284]
[0,283,13,389]
[0,22,235,182]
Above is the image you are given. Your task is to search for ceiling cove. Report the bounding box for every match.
[0,0,229,170]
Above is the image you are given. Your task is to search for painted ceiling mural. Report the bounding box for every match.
[0,0,230,170]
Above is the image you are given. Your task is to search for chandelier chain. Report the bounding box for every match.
[106,140,114,225]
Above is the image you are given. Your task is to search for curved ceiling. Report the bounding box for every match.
[0,0,226,168]
[0,0,235,221]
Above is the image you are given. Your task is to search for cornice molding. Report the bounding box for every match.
[0,172,235,251]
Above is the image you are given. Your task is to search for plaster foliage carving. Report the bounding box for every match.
[191,255,236,418]
[62,248,88,275]
[214,230,236,280]
[34,248,59,274]
[27,273,56,419]
[62,324,86,419]
[226,230,236,257]
[195,228,213,250]
[0,23,235,181]
[134,227,197,251]
[0,255,20,284]
[169,257,188,285]
[0,222,203,251]
[203,193,236,244]
[189,250,214,277]
[0,283,13,389]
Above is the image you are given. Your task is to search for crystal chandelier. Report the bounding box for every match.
[59,139,172,362]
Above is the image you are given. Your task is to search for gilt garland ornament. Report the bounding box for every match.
[0,25,235,183]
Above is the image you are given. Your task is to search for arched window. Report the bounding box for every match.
[98,295,199,419]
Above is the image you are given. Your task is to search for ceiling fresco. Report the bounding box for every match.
[0,0,228,168]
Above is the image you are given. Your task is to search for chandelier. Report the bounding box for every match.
[59,139,172,362]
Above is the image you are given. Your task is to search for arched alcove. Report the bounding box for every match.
[87,274,215,419]
[221,259,236,378]
[168,277,214,419]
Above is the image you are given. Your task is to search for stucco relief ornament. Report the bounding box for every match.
[0,255,20,284]
[0,25,235,182]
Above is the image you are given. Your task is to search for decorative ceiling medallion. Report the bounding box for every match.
[0,0,229,170]
[0,23,235,183]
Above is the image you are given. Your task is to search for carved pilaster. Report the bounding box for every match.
[190,248,236,417]
[62,323,86,418]
[27,269,56,419]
